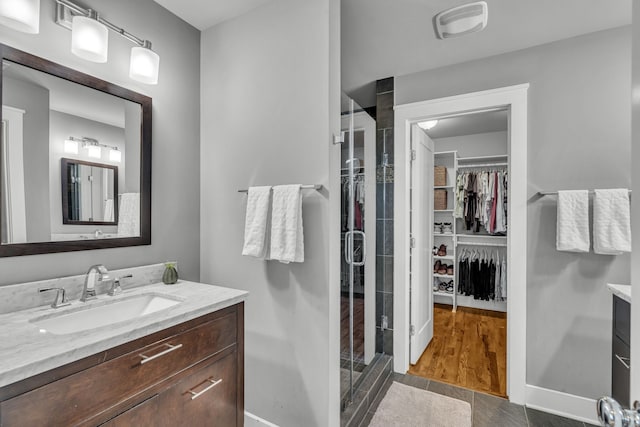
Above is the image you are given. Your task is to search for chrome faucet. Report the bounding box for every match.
[81,264,110,302]
[39,287,70,308]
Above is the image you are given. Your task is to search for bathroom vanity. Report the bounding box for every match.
[607,283,631,408]
[0,277,247,426]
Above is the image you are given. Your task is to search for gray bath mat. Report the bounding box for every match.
[369,382,472,427]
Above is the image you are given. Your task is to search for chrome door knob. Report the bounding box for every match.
[597,397,640,427]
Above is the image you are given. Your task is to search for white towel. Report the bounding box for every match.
[103,199,114,222]
[117,193,140,237]
[269,185,304,263]
[242,186,272,258]
[593,189,631,255]
[556,190,590,253]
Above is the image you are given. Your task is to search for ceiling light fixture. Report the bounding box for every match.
[434,1,488,40]
[0,0,40,34]
[54,0,159,84]
[418,120,439,130]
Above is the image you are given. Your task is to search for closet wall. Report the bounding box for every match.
[397,26,631,399]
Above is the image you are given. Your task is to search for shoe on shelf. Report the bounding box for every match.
[433,246,438,256]
[437,244,447,256]
[442,223,453,234]
[447,265,454,276]
[445,281,454,293]
[434,223,443,234]
[438,282,447,292]
[437,264,448,275]
[434,260,442,274]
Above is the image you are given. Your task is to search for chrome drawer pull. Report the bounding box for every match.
[139,343,183,364]
[189,378,223,400]
[615,354,631,370]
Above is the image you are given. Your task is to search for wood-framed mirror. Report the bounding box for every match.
[0,43,151,256]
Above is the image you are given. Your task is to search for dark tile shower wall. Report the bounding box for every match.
[375,77,394,355]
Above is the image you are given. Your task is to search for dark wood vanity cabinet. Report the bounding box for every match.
[0,303,244,426]
[612,295,630,408]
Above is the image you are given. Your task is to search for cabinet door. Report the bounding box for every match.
[157,351,238,426]
[100,395,159,427]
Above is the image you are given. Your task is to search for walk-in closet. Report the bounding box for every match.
[409,109,510,398]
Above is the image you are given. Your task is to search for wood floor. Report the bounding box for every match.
[341,295,365,362]
[408,303,507,398]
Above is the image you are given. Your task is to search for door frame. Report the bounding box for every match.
[393,83,529,404]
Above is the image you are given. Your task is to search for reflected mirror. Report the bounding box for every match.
[0,44,151,256]
[61,158,117,226]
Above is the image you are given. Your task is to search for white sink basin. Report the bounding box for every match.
[31,293,182,335]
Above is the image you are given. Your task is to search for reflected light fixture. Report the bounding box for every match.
[54,0,159,84]
[86,144,101,159]
[71,9,108,63]
[0,0,40,34]
[418,120,439,130]
[63,138,79,154]
[109,147,122,163]
[434,1,488,40]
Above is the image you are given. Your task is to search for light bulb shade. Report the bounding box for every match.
[0,0,40,34]
[64,139,78,154]
[87,145,101,158]
[71,15,108,63]
[418,120,439,130]
[129,46,159,85]
[109,148,121,162]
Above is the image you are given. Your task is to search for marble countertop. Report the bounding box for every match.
[0,281,248,388]
[606,283,631,304]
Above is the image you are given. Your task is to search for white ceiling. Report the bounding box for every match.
[423,109,507,139]
[153,0,272,30]
[342,0,631,106]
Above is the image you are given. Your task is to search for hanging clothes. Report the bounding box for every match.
[457,248,507,302]
[455,169,508,235]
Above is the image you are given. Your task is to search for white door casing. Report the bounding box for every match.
[394,84,529,404]
[1,106,27,244]
[409,125,434,364]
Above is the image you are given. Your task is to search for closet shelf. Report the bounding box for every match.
[458,154,508,162]
[434,233,454,237]
[434,185,454,189]
[456,234,506,239]
[433,255,454,261]
[457,241,507,248]
[434,273,455,279]
[433,291,455,298]
[434,210,453,213]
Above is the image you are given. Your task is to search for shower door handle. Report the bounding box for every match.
[344,231,353,265]
[344,230,366,266]
[352,231,366,266]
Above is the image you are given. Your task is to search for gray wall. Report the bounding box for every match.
[200,0,340,425]
[3,76,50,242]
[0,0,201,284]
[397,27,631,399]
[49,110,125,235]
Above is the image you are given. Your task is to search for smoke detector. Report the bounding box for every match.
[434,1,488,40]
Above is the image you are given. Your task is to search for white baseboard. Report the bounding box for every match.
[525,385,599,425]
[245,411,280,427]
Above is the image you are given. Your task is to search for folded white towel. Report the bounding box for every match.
[242,186,272,258]
[593,189,631,255]
[117,193,140,237]
[270,185,304,263]
[556,190,590,253]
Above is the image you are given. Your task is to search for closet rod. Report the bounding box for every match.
[457,162,508,169]
[237,184,322,193]
[537,190,632,197]
[457,241,507,247]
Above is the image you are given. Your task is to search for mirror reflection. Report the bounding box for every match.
[1,60,142,244]
[61,158,117,225]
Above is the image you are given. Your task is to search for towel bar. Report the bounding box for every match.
[537,190,632,197]
[238,184,322,193]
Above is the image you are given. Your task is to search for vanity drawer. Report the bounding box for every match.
[0,312,237,426]
[155,350,238,426]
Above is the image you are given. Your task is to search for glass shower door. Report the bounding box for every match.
[340,94,376,408]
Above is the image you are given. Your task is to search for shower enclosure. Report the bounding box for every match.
[340,94,378,408]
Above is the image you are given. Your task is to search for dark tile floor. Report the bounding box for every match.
[360,373,592,427]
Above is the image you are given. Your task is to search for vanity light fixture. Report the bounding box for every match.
[418,120,439,130]
[55,0,159,84]
[86,143,101,159]
[0,0,40,34]
[67,136,122,162]
[70,9,108,63]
